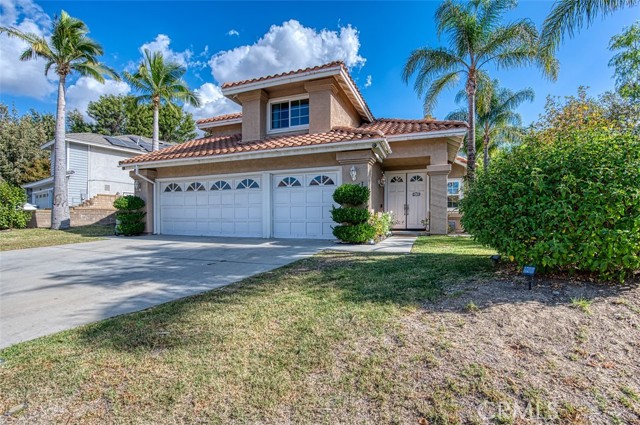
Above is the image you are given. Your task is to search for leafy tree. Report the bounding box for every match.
[67,109,93,133]
[462,88,640,281]
[0,103,54,185]
[124,50,200,151]
[158,105,197,143]
[87,94,128,135]
[446,80,534,169]
[609,21,640,101]
[541,0,639,54]
[1,10,118,229]
[402,0,557,180]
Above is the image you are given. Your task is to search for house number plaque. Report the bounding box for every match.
[412,192,421,196]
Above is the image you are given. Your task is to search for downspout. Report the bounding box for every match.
[134,164,157,234]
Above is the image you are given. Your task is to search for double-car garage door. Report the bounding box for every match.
[159,171,338,239]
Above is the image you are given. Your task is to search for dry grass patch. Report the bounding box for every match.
[0,225,113,251]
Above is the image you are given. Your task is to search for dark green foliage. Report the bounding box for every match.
[114,195,145,236]
[461,128,640,281]
[332,184,370,207]
[0,103,54,185]
[332,223,377,244]
[330,206,370,225]
[113,195,145,211]
[0,181,30,229]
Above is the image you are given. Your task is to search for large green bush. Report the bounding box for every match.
[330,206,370,225]
[0,181,30,229]
[333,223,377,244]
[114,195,146,236]
[332,184,370,206]
[461,128,640,281]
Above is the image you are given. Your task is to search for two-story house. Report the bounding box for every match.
[23,133,170,209]
[121,62,467,239]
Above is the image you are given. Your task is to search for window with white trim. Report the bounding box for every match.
[186,182,206,192]
[278,177,302,187]
[447,179,463,209]
[236,178,260,189]
[309,175,335,186]
[269,96,309,133]
[164,183,182,192]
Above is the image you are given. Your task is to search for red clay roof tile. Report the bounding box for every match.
[196,112,242,125]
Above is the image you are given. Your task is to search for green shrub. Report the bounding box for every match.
[333,223,377,244]
[114,195,146,236]
[461,128,640,281]
[369,212,393,240]
[113,195,145,211]
[332,184,370,206]
[331,206,370,224]
[0,181,30,229]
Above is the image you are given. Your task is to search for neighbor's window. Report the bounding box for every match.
[447,179,462,209]
[270,97,309,132]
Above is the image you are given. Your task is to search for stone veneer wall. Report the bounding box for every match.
[28,208,116,228]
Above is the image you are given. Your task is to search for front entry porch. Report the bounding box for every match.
[384,171,428,230]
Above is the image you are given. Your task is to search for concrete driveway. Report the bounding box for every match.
[0,235,331,349]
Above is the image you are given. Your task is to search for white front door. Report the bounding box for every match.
[386,172,428,230]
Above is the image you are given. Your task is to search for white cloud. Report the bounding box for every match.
[0,0,56,99]
[365,75,372,88]
[139,34,193,68]
[183,82,240,122]
[209,19,366,84]
[227,29,239,37]
[66,77,130,120]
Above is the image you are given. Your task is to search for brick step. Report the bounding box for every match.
[78,194,119,209]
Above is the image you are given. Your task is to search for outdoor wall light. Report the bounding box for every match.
[350,165,357,181]
[134,180,142,191]
[378,173,386,187]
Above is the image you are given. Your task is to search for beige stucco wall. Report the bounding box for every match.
[450,162,466,178]
[203,123,242,137]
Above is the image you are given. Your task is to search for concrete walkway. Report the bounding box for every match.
[329,235,417,254]
[0,235,331,349]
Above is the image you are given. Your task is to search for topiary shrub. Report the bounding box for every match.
[332,184,370,207]
[0,181,30,229]
[114,195,146,236]
[333,223,377,244]
[330,206,370,225]
[461,128,640,282]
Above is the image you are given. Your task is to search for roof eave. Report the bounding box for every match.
[122,137,390,170]
[197,117,243,130]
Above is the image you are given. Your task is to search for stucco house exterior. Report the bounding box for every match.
[121,61,468,239]
[23,133,170,209]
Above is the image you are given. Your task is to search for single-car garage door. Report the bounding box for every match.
[160,176,262,237]
[272,172,338,239]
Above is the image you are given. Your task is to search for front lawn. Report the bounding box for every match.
[0,225,113,251]
[1,237,638,424]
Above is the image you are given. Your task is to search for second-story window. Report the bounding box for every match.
[269,97,309,132]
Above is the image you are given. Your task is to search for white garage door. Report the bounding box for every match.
[160,176,262,237]
[272,172,338,239]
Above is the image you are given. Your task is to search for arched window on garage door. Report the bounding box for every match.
[309,175,335,186]
[164,183,182,192]
[210,180,232,190]
[186,182,206,191]
[278,177,302,187]
[237,178,260,189]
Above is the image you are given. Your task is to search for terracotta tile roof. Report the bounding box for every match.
[221,61,344,89]
[358,118,468,135]
[196,112,242,125]
[121,127,384,165]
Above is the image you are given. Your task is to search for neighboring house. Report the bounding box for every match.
[23,133,171,209]
[121,61,468,239]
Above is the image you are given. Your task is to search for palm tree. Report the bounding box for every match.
[402,0,557,180]
[446,80,534,169]
[541,0,639,54]
[124,50,200,151]
[1,11,118,230]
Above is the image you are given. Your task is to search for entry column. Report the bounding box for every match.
[426,164,451,235]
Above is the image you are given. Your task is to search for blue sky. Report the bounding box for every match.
[1,1,638,126]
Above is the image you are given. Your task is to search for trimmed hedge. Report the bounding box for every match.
[460,128,640,282]
[114,195,146,236]
[332,184,370,207]
[330,206,370,225]
[0,181,30,229]
[333,223,377,244]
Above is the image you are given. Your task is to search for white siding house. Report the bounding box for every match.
[23,133,171,208]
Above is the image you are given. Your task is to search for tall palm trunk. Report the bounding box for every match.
[51,75,70,230]
[465,77,477,181]
[483,131,490,170]
[152,96,160,151]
